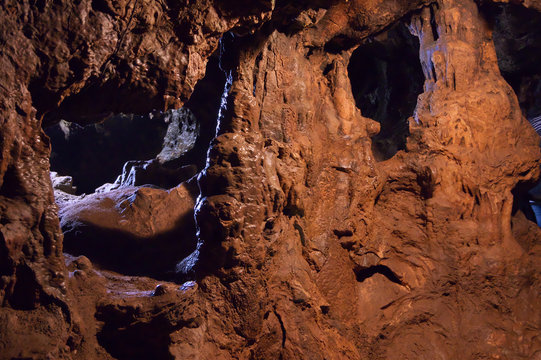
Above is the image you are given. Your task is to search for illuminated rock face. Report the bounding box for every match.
[0,0,540,359]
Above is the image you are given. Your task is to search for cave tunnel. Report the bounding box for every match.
[43,54,227,281]
[481,2,541,226]
[348,22,425,161]
[46,55,225,195]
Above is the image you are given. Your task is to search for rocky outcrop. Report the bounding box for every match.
[60,181,198,279]
[1,0,540,359]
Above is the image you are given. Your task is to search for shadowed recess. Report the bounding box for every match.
[45,54,226,194]
[354,264,404,285]
[348,22,424,161]
[482,2,541,122]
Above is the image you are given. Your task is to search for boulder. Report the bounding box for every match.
[60,180,199,279]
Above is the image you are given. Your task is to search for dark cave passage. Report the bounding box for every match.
[96,304,175,360]
[46,113,170,195]
[348,22,424,161]
[482,3,541,227]
[45,54,226,281]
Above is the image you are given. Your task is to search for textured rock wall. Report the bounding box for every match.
[0,0,271,357]
[0,0,540,359]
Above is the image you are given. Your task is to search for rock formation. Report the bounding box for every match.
[0,0,540,359]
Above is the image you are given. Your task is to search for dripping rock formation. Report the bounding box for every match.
[1,0,541,359]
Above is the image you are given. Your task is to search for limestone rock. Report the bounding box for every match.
[60,181,198,278]
[117,160,197,189]
[50,171,77,195]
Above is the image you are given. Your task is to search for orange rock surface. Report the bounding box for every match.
[0,0,540,359]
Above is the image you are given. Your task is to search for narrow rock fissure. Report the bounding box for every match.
[353,265,404,286]
[348,21,424,161]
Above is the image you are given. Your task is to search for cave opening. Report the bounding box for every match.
[43,53,227,281]
[46,54,225,196]
[348,22,424,161]
[483,3,541,124]
[481,3,541,226]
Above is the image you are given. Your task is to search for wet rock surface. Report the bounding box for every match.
[1,0,541,359]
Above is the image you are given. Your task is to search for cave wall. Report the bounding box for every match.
[0,0,540,359]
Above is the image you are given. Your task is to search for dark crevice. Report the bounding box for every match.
[0,166,24,198]
[325,34,357,53]
[9,265,42,310]
[294,221,306,246]
[353,264,404,285]
[96,304,177,360]
[253,51,264,96]
[416,168,435,199]
[0,238,13,280]
[348,21,424,161]
[331,165,353,173]
[430,63,437,82]
[429,4,439,41]
[91,0,117,16]
[322,62,334,76]
[333,229,353,238]
[511,181,536,221]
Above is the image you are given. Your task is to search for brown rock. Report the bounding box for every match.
[1,0,541,359]
[60,182,198,278]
